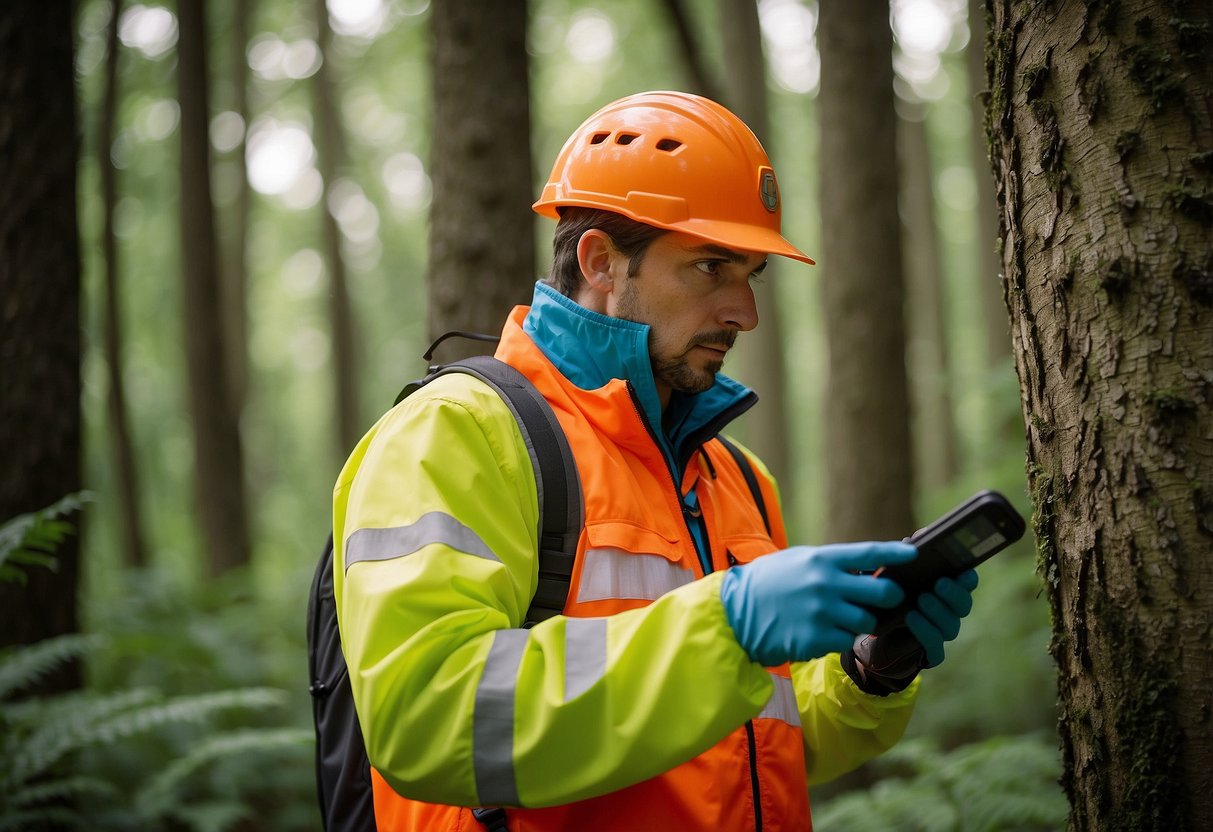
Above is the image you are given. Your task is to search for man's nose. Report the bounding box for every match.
[720,283,759,332]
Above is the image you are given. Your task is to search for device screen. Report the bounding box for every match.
[919,511,1007,569]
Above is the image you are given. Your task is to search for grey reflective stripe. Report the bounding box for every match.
[563,617,607,702]
[575,547,694,603]
[757,673,802,727]
[343,512,496,571]
[474,629,528,806]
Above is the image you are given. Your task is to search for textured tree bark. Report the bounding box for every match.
[100,0,147,568]
[818,0,915,541]
[987,1,1213,829]
[427,0,534,352]
[716,0,795,493]
[0,0,82,687]
[314,0,361,457]
[177,0,251,576]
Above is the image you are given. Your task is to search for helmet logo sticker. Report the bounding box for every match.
[760,171,779,212]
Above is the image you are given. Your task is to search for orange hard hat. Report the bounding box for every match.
[533,91,814,265]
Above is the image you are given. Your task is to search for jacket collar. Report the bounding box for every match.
[520,281,756,467]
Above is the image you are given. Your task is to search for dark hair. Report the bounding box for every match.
[544,208,667,297]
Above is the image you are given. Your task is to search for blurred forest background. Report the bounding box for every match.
[3,0,1075,829]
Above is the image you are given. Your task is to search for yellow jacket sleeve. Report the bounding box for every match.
[333,374,774,808]
[792,655,919,784]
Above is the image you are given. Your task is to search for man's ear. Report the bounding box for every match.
[576,229,617,295]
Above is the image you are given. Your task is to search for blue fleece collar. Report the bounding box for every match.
[522,282,754,461]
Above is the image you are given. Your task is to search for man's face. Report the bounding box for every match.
[607,231,765,403]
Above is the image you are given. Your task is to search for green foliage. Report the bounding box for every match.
[813,735,1068,831]
[0,492,90,584]
[74,565,319,830]
[0,508,314,832]
[0,633,98,701]
[0,633,308,830]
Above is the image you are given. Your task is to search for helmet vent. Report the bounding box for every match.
[589,132,610,145]
[615,133,639,145]
[656,138,682,152]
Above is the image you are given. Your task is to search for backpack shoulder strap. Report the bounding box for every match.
[714,435,772,536]
[421,355,583,625]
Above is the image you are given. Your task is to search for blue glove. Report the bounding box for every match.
[904,569,979,667]
[719,542,915,666]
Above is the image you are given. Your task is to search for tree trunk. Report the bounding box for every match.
[314,0,361,455]
[0,0,83,687]
[663,0,718,101]
[818,0,915,541]
[222,0,253,430]
[177,0,251,576]
[987,2,1213,829]
[99,0,147,569]
[716,0,794,493]
[899,104,960,489]
[967,0,1011,370]
[427,0,534,351]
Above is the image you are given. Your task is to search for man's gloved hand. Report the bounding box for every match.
[841,570,979,695]
[719,542,915,666]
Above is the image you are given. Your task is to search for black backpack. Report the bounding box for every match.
[307,355,583,832]
[306,354,770,831]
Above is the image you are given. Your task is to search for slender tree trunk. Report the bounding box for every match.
[818,0,914,541]
[223,0,253,426]
[314,0,361,455]
[177,0,251,576]
[427,0,534,349]
[967,0,1010,370]
[100,0,147,569]
[899,104,960,489]
[716,0,793,492]
[0,0,83,689]
[662,0,718,101]
[987,2,1213,829]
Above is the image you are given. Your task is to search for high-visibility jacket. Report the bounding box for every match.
[334,284,919,831]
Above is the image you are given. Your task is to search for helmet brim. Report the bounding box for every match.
[534,198,816,266]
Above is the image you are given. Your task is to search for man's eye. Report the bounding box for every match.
[695,260,722,275]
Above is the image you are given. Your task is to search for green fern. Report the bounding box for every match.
[0,805,81,832]
[0,492,91,584]
[812,734,1068,832]
[135,727,312,818]
[2,686,287,793]
[0,633,101,700]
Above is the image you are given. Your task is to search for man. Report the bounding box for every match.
[333,91,977,830]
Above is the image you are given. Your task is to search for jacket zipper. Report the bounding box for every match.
[626,383,764,830]
[745,721,764,831]
[624,383,710,573]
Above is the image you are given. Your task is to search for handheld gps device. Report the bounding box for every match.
[870,489,1026,635]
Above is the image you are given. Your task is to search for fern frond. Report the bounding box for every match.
[7,774,117,809]
[0,493,91,584]
[0,634,101,701]
[813,734,1066,832]
[136,727,312,817]
[0,805,82,832]
[2,687,286,793]
[168,800,251,832]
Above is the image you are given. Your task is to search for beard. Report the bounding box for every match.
[615,276,737,395]
[651,333,734,395]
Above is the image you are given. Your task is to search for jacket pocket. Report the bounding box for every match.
[574,522,694,604]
